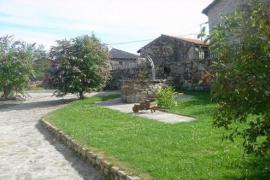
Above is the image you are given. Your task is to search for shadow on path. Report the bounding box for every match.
[0,104,18,110]
[0,91,120,113]
[36,122,104,180]
[0,98,76,113]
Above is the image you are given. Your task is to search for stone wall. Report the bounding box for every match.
[106,63,152,90]
[207,0,250,31]
[167,59,212,91]
[206,0,270,31]
[139,35,211,90]
[40,119,140,180]
[110,59,139,70]
[121,80,166,103]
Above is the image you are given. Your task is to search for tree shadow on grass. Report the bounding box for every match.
[185,91,212,103]
[225,155,270,180]
[247,164,270,179]
[244,155,270,179]
[36,122,104,180]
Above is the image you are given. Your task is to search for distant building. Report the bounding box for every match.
[106,48,141,90]
[138,34,211,90]
[203,0,270,31]
[109,48,139,70]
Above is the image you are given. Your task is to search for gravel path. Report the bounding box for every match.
[0,92,118,180]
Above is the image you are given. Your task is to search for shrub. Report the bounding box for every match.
[156,86,177,109]
[32,45,49,81]
[46,34,111,99]
[0,35,34,99]
[210,1,270,156]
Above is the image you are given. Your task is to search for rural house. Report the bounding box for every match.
[138,34,211,90]
[203,0,270,31]
[109,48,139,70]
[106,48,142,89]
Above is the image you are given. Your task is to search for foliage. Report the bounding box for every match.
[0,35,34,99]
[197,23,209,41]
[32,45,49,81]
[156,86,177,108]
[45,92,270,179]
[210,0,270,156]
[46,34,111,99]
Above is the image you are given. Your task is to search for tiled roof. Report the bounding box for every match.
[202,0,220,15]
[138,34,208,53]
[109,48,139,60]
[163,35,208,46]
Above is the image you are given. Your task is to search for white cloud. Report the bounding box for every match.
[0,28,59,49]
[0,0,212,53]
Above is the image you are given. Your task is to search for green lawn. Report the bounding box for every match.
[44,92,270,180]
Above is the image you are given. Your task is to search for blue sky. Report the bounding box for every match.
[0,0,212,54]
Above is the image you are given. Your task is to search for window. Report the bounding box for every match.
[164,66,171,76]
[198,47,209,60]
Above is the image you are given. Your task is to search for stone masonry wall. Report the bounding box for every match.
[207,0,270,31]
[121,80,166,103]
[139,35,211,90]
[176,58,211,90]
[110,59,139,70]
[40,119,140,180]
[106,63,152,90]
[207,0,250,31]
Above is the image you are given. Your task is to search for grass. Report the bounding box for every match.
[44,93,270,180]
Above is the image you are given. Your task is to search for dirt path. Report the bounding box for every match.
[0,91,117,180]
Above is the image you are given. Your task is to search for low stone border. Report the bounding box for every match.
[40,119,140,180]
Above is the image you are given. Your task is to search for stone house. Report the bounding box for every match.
[109,48,139,70]
[138,34,211,90]
[106,48,142,89]
[203,0,270,31]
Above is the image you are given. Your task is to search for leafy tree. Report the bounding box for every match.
[0,35,34,99]
[32,45,49,81]
[47,35,111,99]
[210,1,270,156]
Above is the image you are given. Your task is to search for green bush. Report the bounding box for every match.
[210,1,270,156]
[156,86,177,109]
[0,35,34,99]
[46,34,111,99]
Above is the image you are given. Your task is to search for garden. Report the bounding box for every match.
[44,91,270,179]
[1,1,270,179]
[41,7,270,174]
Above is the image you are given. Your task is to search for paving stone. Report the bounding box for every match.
[97,98,195,124]
[0,92,117,179]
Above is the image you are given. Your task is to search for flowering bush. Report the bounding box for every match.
[46,35,111,99]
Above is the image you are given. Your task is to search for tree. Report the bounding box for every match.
[210,0,270,156]
[32,45,49,81]
[47,34,111,99]
[0,35,34,99]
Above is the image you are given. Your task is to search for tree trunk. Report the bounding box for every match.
[2,87,10,100]
[79,91,84,99]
